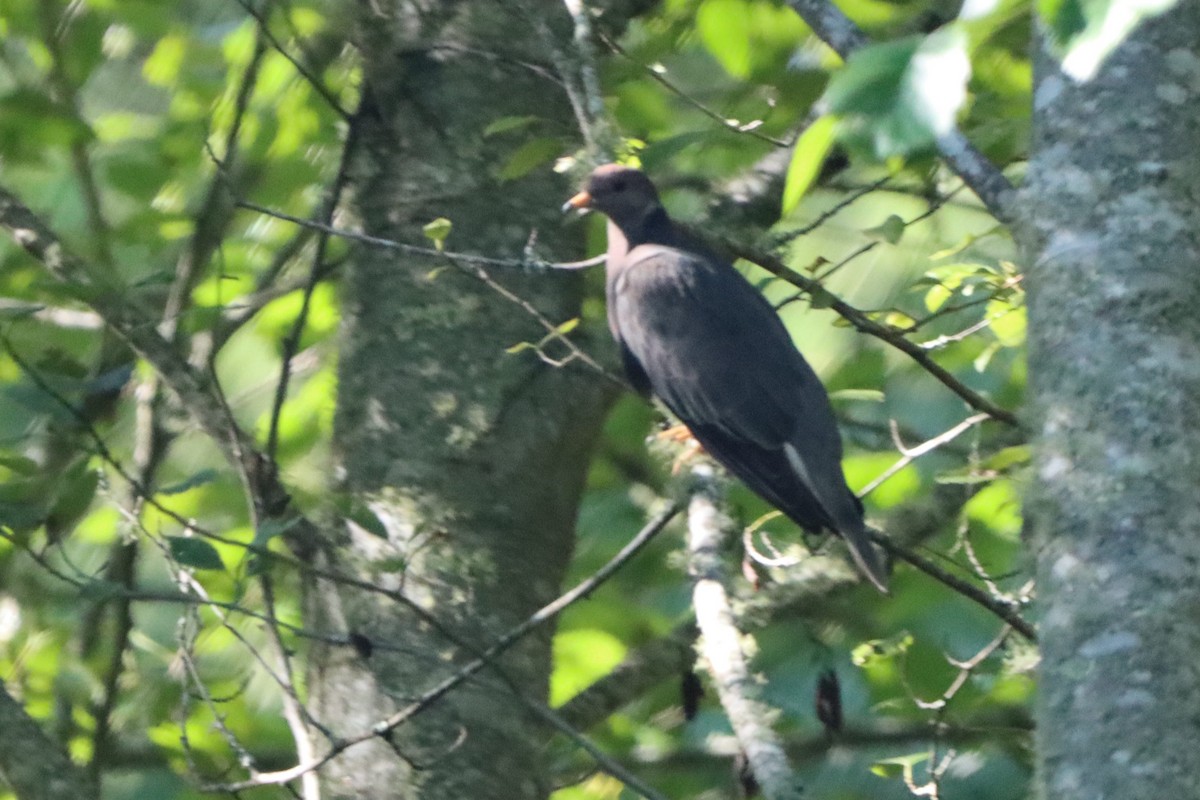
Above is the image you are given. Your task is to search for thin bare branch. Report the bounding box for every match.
[722,236,1021,426]
[872,533,1035,640]
[598,32,792,148]
[0,184,292,520]
[205,502,683,791]
[859,413,990,497]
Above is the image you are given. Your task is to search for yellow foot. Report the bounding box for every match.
[654,424,705,474]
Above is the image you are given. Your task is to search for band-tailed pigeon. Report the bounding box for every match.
[565,164,888,592]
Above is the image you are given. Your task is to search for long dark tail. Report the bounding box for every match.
[839,518,889,594]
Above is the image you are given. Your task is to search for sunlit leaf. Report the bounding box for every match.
[696,0,753,78]
[851,631,914,665]
[1040,0,1178,80]
[423,217,453,252]
[826,28,971,159]
[781,115,838,215]
[497,138,562,182]
[829,388,885,402]
[550,629,627,706]
[143,34,187,86]
[483,115,540,137]
[988,300,1026,346]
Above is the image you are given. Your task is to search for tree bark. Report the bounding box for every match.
[1021,7,1200,798]
[307,3,612,798]
[0,682,95,800]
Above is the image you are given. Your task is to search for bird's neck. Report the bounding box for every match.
[615,205,676,248]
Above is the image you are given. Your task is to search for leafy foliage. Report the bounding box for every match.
[0,0,1108,797]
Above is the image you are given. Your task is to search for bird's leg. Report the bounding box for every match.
[654,423,706,474]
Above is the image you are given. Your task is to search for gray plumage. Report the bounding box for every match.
[567,165,888,592]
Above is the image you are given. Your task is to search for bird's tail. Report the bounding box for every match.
[782,443,889,593]
[840,519,889,594]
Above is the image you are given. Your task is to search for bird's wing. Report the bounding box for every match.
[612,244,888,591]
[612,244,841,453]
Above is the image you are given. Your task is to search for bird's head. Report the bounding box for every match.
[563,165,662,231]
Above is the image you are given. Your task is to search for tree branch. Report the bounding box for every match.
[785,0,1017,224]
[0,682,95,800]
[723,236,1022,426]
[686,468,804,800]
[204,502,683,792]
[0,185,292,522]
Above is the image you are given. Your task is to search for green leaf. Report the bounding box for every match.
[343,502,389,540]
[871,751,931,778]
[482,115,540,137]
[0,89,95,159]
[157,469,218,496]
[851,631,914,665]
[496,138,562,182]
[167,537,225,570]
[808,285,837,309]
[986,446,1031,471]
[826,28,970,159]
[253,516,302,548]
[696,0,753,78]
[863,214,906,244]
[1039,0,1177,80]
[48,462,99,532]
[781,115,837,216]
[695,0,807,79]
[988,300,1026,347]
[554,318,580,336]
[143,34,187,86]
[422,217,453,252]
[0,454,38,475]
[505,341,536,354]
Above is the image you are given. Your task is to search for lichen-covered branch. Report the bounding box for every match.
[686,469,804,800]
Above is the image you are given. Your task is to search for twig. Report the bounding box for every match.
[598,32,792,148]
[871,533,1035,641]
[37,1,114,268]
[526,701,669,800]
[237,199,625,387]
[265,103,362,464]
[562,0,608,140]
[0,184,293,530]
[859,413,990,497]
[230,0,351,119]
[205,502,683,791]
[775,175,893,243]
[723,237,1021,426]
[160,26,268,344]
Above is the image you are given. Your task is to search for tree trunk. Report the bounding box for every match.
[307,3,612,798]
[1021,8,1200,798]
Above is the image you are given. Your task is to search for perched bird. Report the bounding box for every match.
[565,164,888,592]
